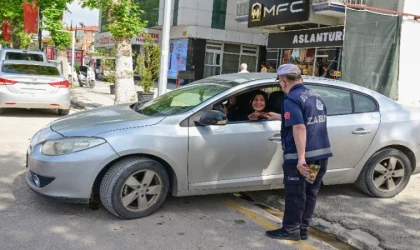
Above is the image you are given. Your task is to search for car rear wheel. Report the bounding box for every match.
[100,157,169,219]
[58,109,70,116]
[356,149,412,198]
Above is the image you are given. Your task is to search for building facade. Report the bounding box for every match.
[95,0,268,81]
[236,0,420,104]
[66,25,99,56]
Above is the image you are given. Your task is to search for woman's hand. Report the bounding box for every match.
[248,112,260,120]
[262,112,282,121]
[219,104,228,114]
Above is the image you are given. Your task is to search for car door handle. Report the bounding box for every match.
[352,129,371,135]
[268,135,282,142]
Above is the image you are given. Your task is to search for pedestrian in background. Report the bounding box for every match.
[263,64,333,241]
[239,63,249,73]
[260,63,267,73]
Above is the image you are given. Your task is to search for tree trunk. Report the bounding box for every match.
[114,38,137,104]
[11,20,21,49]
[56,49,69,81]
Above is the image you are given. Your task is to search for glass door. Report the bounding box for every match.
[204,52,221,78]
[204,43,223,78]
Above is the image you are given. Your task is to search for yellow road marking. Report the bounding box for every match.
[226,200,319,250]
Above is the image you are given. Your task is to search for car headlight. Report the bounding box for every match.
[41,137,106,156]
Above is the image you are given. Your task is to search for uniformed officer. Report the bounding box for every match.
[263,64,333,241]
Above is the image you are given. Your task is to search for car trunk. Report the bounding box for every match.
[4,74,63,94]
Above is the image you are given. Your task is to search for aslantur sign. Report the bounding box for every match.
[267,26,344,49]
[248,0,310,28]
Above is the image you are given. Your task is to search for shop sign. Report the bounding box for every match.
[267,26,344,49]
[46,47,55,60]
[248,0,310,28]
[94,29,162,48]
[133,32,160,45]
[67,50,84,66]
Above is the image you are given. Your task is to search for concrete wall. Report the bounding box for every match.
[398,18,420,105]
[157,0,267,45]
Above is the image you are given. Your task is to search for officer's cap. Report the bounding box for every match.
[276,64,301,76]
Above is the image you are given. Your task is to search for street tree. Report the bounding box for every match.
[136,33,161,94]
[81,0,148,104]
[0,0,24,48]
[41,0,73,79]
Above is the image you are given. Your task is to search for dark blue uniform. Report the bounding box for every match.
[280,84,332,235]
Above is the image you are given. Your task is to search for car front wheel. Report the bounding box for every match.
[357,149,412,198]
[100,157,169,219]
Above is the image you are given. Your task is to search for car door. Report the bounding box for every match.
[306,84,380,171]
[188,84,284,191]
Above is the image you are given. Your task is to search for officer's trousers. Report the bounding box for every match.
[282,158,328,234]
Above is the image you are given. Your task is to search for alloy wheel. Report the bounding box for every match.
[120,170,162,212]
[372,156,405,192]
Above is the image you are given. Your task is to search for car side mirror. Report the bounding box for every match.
[195,110,227,126]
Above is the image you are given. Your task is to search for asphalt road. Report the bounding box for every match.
[247,173,420,250]
[0,108,338,250]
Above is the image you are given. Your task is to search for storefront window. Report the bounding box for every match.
[314,48,341,79]
[281,49,315,76]
[280,48,341,78]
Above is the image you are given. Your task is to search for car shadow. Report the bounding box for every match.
[0,108,61,118]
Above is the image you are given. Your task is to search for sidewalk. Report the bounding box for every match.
[70,80,177,109]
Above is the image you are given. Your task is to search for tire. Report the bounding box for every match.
[58,109,70,116]
[100,157,169,219]
[88,80,95,89]
[356,149,412,198]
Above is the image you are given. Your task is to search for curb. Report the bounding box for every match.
[244,191,383,250]
[70,98,106,110]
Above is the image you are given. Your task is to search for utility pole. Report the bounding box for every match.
[157,0,172,96]
[38,6,42,50]
[71,30,75,84]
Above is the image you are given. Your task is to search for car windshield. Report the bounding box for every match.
[1,64,60,76]
[135,79,234,116]
[5,52,44,61]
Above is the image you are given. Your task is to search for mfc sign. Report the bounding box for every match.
[248,0,310,28]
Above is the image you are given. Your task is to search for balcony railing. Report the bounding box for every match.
[312,0,367,5]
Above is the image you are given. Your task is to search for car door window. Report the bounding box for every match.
[353,93,377,113]
[213,84,283,123]
[307,85,352,116]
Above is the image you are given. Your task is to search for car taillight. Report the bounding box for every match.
[50,80,70,88]
[0,78,17,85]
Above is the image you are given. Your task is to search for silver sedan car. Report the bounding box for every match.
[26,73,420,219]
[0,60,71,115]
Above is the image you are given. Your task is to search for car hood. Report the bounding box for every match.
[50,104,165,137]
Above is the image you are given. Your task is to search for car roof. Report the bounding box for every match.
[1,49,45,54]
[1,60,57,67]
[209,73,387,98]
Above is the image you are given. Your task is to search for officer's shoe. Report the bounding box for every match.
[300,230,309,240]
[266,228,300,241]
